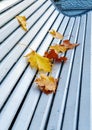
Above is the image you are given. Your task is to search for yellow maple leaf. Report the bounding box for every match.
[16,16,27,31]
[35,74,58,94]
[50,44,67,53]
[25,51,52,72]
[49,29,63,40]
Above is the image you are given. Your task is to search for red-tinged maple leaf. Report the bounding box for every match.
[44,49,58,59]
[44,49,67,62]
[61,40,79,49]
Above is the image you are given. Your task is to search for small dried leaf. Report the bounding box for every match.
[16,16,27,31]
[62,40,79,49]
[50,44,67,53]
[44,49,67,62]
[49,29,63,40]
[25,50,52,72]
[35,74,58,94]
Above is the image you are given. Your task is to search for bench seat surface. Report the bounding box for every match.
[0,0,91,130]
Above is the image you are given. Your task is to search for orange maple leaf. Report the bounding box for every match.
[35,74,58,94]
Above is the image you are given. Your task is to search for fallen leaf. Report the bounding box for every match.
[50,44,67,53]
[49,40,79,53]
[16,16,27,31]
[25,50,52,72]
[35,74,58,94]
[44,49,67,62]
[44,49,58,59]
[62,40,79,49]
[49,29,63,40]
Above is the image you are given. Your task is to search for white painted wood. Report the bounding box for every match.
[0,6,56,82]
[0,10,59,109]
[0,0,22,12]
[0,13,62,130]
[46,16,80,130]
[78,12,91,130]
[29,17,74,130]
[62,14,86,130]
[12,14,64,130]
[0,0,35,27]
[0,0,91,130]
[0,0,50,43]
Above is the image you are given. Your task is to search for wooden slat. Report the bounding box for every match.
[0,0,22,13]
[78,12,91,130]
[62,14,86,130]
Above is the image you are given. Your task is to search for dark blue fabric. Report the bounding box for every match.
[61,0,92,10]
[62,10,90,16]
[60,0,92,16]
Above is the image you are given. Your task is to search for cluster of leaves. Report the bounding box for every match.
[25,30,79,94]
[16,16,79,94]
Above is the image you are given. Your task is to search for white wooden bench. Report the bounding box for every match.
[0,0,91,130]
